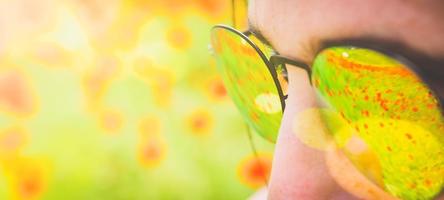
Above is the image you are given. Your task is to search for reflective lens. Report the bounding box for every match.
[211,26,284,142]
[312,46,444,199]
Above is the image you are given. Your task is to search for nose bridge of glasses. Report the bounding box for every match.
[270,55,312,80]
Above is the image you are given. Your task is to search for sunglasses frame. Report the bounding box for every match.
[212,24,444,114]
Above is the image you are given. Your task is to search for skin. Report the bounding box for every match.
[247,0,444,199]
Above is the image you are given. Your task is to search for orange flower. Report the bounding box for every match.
[237,153,273,189]
[98,108,124,134]
[166,25,192,50]
[0,69,37,117]
[83,56,121,110]
[206,76,227,102]
[134,58,175,108]
[186,109,213,136]
[3,157,50,200]
[137,115,166,168]
[194,0,228,19]
[33,43,74,68]
[0,126,28,158]
[137,138,167,168]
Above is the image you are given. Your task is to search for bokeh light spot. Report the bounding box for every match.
[166,25,192,50]
[99,109,124,134]
[292,108,333,150]
[186,109,213,136]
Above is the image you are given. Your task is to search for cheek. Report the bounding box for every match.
[280,67,397,199]
[325,145,398,200]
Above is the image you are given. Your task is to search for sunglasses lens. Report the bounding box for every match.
[210,27,283,142]
[312,46,444,199]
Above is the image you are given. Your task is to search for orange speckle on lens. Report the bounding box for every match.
[361,110,369,117]
[186,109,213,136]
[250,112,260,123]
[424,179,432,187]
[237,153,272,189]
[386,146,392,152]
[427,104,435,109]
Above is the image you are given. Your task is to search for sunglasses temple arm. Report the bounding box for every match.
[270,55,312,81]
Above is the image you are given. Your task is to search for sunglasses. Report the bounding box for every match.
[210,24,444,199]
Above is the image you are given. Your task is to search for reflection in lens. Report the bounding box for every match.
[254,93,281,114]
[291,108,333,151]
[211,26,283,142]
[312,46,444,200]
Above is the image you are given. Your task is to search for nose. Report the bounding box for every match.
[268,65,346,199]
[267,66,393,199]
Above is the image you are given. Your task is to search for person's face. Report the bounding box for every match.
[248,0,444,199]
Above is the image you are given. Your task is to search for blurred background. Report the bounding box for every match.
[0,0,275,199]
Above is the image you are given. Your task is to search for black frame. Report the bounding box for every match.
[212,24,290,111]
[212,24,444,113]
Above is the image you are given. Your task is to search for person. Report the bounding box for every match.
[243,0,444,199]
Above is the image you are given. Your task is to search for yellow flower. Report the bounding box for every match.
[98,108,124,134]
[138,116,162,139]
[134,58,175,108]
[166,24,192,51]
[83,55,121,111]
[186,109,213,136]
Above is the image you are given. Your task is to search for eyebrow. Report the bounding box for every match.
[245,18,444,106]
[322,37,444,71]
[247,20,274,48]
[247,18,444,78]
[248,18,444,61]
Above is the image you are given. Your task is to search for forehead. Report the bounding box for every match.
[248,0,444,62]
